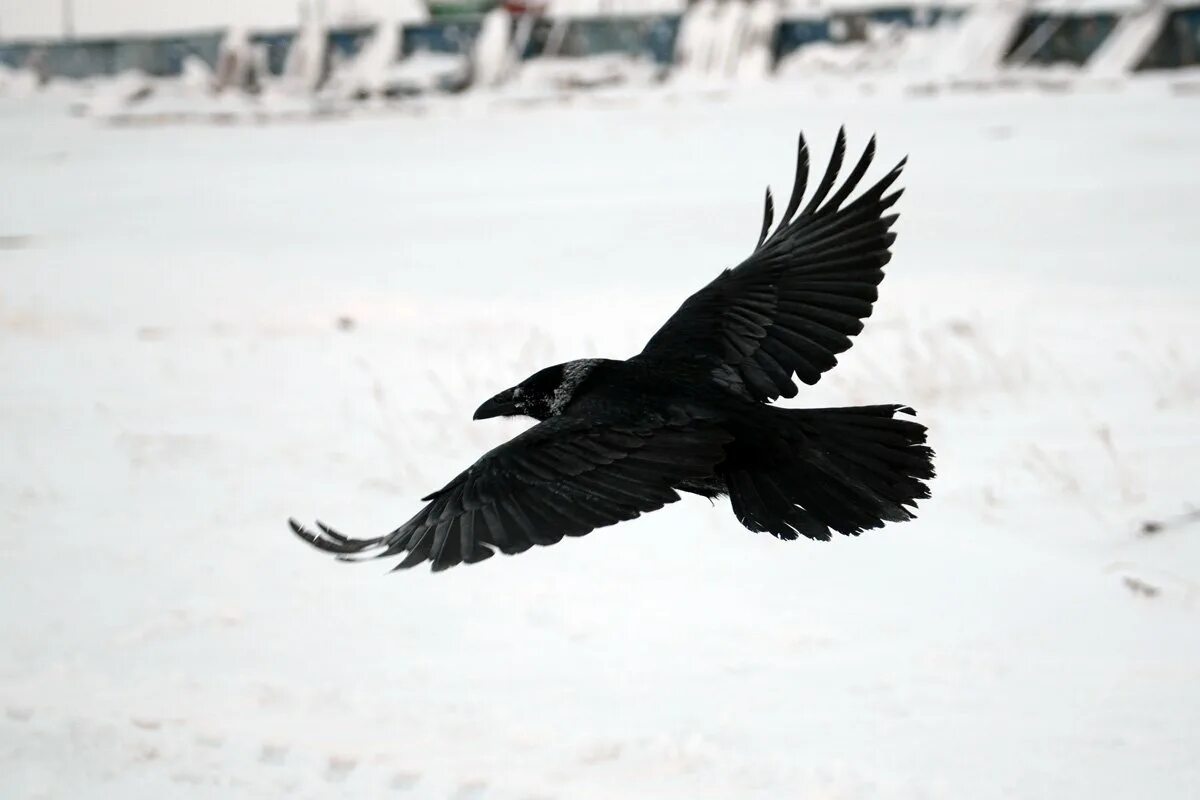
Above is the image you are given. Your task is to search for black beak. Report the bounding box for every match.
[473,388,519,420]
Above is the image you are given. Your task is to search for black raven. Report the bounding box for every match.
[290,129,934,572]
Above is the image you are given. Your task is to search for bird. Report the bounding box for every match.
[290,129,935,573]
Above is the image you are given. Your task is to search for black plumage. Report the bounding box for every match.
[290,130,935,573]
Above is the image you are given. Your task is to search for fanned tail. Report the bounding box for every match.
[726,404,934,541]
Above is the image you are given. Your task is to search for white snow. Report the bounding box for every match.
[1,85,1199,800]
[0,64,40,99]
[512,53,663,90]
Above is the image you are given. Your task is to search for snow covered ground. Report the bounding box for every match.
[2,86,1199,799]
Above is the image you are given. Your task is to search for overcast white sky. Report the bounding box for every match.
[0,0,419,38]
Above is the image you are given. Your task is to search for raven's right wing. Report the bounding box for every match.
[638,130,905,403]
[290,414,731,573]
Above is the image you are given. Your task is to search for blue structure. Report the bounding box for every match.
[774,5,956,64]
[1138,4,1200,68]
[1003,10,1121,65]
[0,19,484,81]
[326,26,375,59]
[518,15,682,64]
[775,18,833,62]
[4,4,1198,83]
[403,18,486,56]
[0,32,223,79]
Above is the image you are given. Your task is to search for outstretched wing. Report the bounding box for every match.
[290,414,731,573]
[638,129,905,402]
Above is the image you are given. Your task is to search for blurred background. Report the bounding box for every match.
[2,1,1199,798]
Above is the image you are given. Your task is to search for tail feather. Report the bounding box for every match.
[726,404,934,540]
[727,469,829,540]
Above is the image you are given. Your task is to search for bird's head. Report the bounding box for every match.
[473,359,603,422]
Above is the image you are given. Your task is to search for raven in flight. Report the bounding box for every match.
[291,130,934,572]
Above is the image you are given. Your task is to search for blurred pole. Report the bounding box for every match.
[63,0,76,39]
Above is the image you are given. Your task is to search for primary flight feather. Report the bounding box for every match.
[290,129,935,572]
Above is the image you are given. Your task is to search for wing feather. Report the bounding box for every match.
[638,130,905,401]
[291,414,730,573]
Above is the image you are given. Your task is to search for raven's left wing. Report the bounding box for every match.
[638,130,904,402]
[290,414,731,573]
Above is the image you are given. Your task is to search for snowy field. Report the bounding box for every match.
[2,86,1200,799]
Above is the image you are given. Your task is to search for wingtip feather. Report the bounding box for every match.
[756,186,775,250]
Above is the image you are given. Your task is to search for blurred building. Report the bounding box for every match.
[2,0,1198,85]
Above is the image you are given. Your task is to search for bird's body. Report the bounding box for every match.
[292,129,935,572]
